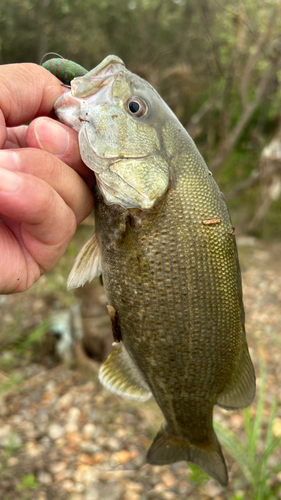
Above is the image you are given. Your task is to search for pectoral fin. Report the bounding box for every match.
[67,233,102,290]
[99,342,152,401]
[216,342,255,410]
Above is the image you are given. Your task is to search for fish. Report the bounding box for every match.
[54,55,255,486]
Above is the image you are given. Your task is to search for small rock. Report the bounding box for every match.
[79,441,101,454]
[85,487,99,500]
[204,480,223,497]
[49,461,67,474]
[40,436,51,447]
[0,427,22,448]
[153,483,166,493]
[37,494,47,500]
[36,409,49,423]
[45,380,56,392]
[162,492,177,500]
[65,423,79,434]
[55,392,73,411]
[37,471,52,485]
[65,431,81,446]
[162,472,176,488]
[272,417,281,437]
[8,456,19,467]
[123,491,140,500]
[115,428,127,439]
[73,465,90,483]
[12,415,22,425]
[55,470,73,482]
[21,421,36,439]
[87,483,124,500]
[25,441,43,457]
[230,413,244,428]
[56,437,67,447]
[48,423,65,440]
[82,423,96,439]
[126,482,143,493]
[67,407,81,423]
[105,436,120,451]
[82,466,99,486]
[75,483,85,492]
[62,479,75,492]
[0,424,11,439]
[177,481,188,495]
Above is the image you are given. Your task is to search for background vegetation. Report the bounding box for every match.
[1,0,281,236]
[1,2,281,499]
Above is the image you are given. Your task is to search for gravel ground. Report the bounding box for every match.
[0,237,281,500]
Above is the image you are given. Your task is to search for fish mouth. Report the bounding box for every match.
[54,55,125,132]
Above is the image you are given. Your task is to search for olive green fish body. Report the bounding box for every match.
[54,56,255,485]
[93,137,250,484]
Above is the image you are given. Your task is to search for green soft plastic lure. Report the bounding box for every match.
[42,57,88,85]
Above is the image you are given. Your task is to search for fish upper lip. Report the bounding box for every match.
[71,74,114,98]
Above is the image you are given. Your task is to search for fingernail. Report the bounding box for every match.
[35,117,70,156]
[0,167,21,192]
[0,151,19,170]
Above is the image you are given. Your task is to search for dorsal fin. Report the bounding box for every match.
[67,233,102,290]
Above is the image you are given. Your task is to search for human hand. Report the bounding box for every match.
[0,63,95,293]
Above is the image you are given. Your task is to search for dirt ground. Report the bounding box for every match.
[0,234,281,500]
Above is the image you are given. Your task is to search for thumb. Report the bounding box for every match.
[26,117,95,186]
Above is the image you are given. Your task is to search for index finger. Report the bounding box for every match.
[0,63,64,128]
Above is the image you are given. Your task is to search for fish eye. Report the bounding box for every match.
[126,96,148,118]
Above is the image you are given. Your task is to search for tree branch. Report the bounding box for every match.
[240,5,279,109]
[209,61,277,172]
[226,161,281,200]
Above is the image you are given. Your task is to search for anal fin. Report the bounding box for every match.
[216,342,255,410]
[99,342,152,402]
[67,233,102,290]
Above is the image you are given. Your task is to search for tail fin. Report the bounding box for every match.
[147,427,228,486]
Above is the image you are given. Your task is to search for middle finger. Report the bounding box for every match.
[0,148,94,224]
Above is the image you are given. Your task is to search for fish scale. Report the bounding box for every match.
[95,161,237,420]
[96,173,241,473]
[54,54,255,485]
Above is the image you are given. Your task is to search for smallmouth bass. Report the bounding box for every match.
[54,55,255,485]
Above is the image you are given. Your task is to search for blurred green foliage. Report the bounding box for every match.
[1,0,281,235]
[17,474,39,492]
[215,364,281,499]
